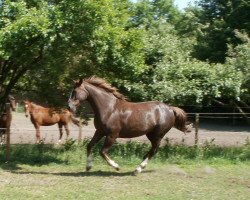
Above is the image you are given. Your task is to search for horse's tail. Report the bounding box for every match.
[170,106,191,133]
[69,113,88,127]
[71,115,80,127]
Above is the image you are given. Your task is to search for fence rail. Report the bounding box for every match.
[1,110,250,162]
[187,113,250,119]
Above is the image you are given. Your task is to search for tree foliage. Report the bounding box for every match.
[0,0,249,117]
[193,0,250,63]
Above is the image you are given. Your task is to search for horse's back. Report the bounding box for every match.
[31,107,72,126]
[113,101,175,138]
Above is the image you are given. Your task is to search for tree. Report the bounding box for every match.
[129,0,181,29]
[226,31,250,105]
[193,0,250,63]
[0,0,52,111]
[1,0,146,109]
[123,20,245,111]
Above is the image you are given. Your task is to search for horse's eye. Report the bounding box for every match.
[70,91,76,99]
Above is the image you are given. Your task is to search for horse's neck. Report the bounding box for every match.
[85,84,117,117]
[30,103,45,112]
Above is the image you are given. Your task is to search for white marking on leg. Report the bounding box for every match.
[135,157,149,174]
[108,159,119,170]
[86,155,93,170]
[135,166,142,174]
[140,158,149,169]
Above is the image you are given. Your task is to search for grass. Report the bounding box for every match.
[0,139,250,200]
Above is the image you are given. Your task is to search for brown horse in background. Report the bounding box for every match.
[24,100,82,144]
[68,76,191,174]
[0,95,16,145]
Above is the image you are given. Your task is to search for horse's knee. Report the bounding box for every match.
[99,149,104,157]
[99,148,108,159]
[87,143,92,152]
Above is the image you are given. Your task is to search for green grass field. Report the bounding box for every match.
[0,140,249,200]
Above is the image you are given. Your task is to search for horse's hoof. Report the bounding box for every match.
[134,166,142,175]
[133,170,141,176]
[86,166,92,171]
[115,167,120,171]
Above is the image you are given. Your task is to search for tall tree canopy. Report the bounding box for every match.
[0,0,145,109]
[0,0,249,118]
[193,0,250,63]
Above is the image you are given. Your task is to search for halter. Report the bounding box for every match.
[70,82,89,100]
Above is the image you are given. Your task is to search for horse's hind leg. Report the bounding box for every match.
[58,123,63,144]
[134,132,163,174]
[86,130,104,171]
[100,135,119,171]
[64,123,70,140]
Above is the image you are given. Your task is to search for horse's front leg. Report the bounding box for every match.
[100,135,119,171]
[86,130,104,171]
[0,130,5,145]
[34,124,41,144]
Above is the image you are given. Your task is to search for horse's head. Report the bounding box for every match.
[8,95,16,111]
[68,78,88,113]
[23,100,31,117]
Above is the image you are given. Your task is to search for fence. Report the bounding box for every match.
[0,103,12,162]
[1,110,250,162]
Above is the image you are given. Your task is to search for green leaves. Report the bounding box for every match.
[0,0,248,111]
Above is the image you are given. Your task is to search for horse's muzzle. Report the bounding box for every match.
[68,101,76,113]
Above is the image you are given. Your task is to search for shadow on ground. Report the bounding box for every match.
[6,168,155,177]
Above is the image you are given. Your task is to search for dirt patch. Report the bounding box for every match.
[8,113,250,146]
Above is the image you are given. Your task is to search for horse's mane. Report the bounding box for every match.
[27,101,67,113]
[27,101,45,109]
[84,76,127,100]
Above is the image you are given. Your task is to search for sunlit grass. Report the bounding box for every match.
[0,139,249,199]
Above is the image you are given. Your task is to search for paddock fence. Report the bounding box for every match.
[1,102,250,162]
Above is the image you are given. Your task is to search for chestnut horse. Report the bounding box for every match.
[68,76,191,174]
[24,100,82,144]
[0,95,16,145]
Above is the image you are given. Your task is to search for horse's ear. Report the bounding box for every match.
[79,78,83,85]
[72,79,83,85]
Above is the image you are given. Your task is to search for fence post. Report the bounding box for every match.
[78,119,82,144]
[195,113,199,145]
[233,108,236,125]
[5,103,11,162]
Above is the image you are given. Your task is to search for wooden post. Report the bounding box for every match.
[78,119,82,144]
[5,103,12,162]
[233,108,235,125]
[195,113,199,145]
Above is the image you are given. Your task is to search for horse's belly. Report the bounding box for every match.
[40,118,59,126]
[119,125,155,138]
[41,122,57,126]
[119,130,146,138]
